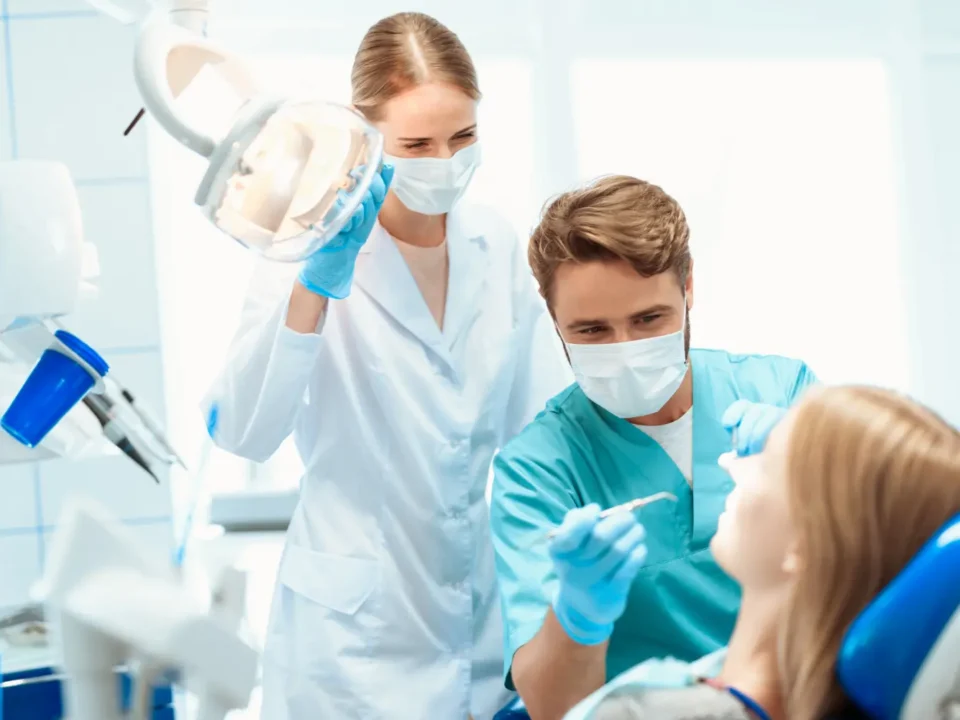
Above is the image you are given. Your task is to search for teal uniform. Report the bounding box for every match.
[490,348,817,687]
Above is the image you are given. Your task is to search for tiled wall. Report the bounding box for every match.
[0,1,173,611]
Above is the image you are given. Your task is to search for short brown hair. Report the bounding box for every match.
[528,175,692,306]
[351,13,481,122]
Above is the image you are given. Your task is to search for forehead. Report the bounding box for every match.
[379,82,477,135]
[551,260,682,320]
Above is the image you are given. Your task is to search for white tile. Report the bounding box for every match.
[6,1,92,13]
[0,533,42,610]
[0,463,40,531]
[102,349,168,426]
[0,19,12,161]
[64,183,162,349]
[39,454,172,528]
[7,14,147,180]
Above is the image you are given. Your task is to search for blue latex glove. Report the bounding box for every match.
[549,505,648,645]
[721,400,787,457]
[297,164,394,299]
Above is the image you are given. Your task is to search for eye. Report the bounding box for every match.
[636,314,662,324]
[453,131,476,143]
[403,141,429,150]
[578,326,604,336]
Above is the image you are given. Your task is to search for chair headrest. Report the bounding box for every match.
[837,513,960,720]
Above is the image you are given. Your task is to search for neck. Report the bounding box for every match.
[629,366,693,426]
[379,194,446,247]
[719,589,785,720]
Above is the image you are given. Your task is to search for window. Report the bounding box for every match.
[572,59,909,388]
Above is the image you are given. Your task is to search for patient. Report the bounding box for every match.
[567,385,960,720]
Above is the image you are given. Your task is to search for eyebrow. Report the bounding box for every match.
[397,125,477,143]
[564,304,675,331]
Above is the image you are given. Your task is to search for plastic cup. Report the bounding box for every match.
[1,330,109,448]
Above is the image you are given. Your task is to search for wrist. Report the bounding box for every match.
[554,597,614,646]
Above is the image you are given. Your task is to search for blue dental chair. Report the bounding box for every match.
[494,512,960,720]
[837,512,960,720]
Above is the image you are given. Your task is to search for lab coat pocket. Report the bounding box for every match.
[269,544,385,715]
[278,544,379,615]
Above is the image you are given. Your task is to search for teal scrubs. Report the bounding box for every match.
[490,348,817,688]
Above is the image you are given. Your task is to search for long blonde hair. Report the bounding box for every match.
[351,12,481,122]
[778,385,960,719]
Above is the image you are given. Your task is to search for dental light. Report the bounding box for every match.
[86,0,384,262]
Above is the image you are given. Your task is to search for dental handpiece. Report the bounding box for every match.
[83,395,159,483]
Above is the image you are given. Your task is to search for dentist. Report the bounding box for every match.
[490,175,818,720]
[203,12,570,720]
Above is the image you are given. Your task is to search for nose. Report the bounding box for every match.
[436,145,455,160]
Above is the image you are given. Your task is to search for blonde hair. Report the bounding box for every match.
[351,12,481,122]
[778,385,960,719]
[527,175,692,308]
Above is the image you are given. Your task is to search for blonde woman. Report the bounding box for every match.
[203,11,570,720]
[563,386,960,720]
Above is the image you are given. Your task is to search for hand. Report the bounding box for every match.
[721,400,787,457]
[297,164,394,299]
[549,505,648,646]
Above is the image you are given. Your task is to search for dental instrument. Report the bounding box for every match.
[82,394,159,483]
[523,492,679,548]
[547,492,678,540]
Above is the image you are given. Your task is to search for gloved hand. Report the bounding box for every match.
[297,164,394,299]
[721,400,787,457]
[549,505,648,645]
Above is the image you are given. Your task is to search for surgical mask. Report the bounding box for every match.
[566,316,688,419]
[384,143,481,215]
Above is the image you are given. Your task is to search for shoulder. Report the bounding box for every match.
[494,384,590,480]
[692,348,808,374]
[453,202,520,250]
[692,348,817,400]
[589,684,751,720]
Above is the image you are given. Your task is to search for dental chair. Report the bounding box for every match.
[494,512,960,720]
[837,511,960,720]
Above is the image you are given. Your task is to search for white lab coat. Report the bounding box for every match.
[203,203,572,720]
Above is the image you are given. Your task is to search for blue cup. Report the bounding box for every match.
[1,330,109,448]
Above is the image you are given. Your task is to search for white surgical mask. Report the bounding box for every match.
[566,317,688,419]
[384,143,481,215]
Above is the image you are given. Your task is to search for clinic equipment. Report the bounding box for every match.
[36,497,258,720]
[2,329,109,447]
[0,160,180,477]
[83,0,385,263]
[540,492,678,543]
[83,394,159,483]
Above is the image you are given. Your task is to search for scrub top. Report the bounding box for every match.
[490,348,818,688]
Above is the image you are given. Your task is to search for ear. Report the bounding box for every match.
[782,541,802,575]
[685,261,694,310]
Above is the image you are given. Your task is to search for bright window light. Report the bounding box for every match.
[572,59,909,389]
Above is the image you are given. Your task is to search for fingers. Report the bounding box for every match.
[549,504,601,556]
[574,512,638,562]
[587,521,646,579]
[379,163,395,194]
[368,166,389,206]
[609,544,649,588]
[721,399,752,432]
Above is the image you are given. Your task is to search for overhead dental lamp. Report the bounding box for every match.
[87,0,384,262]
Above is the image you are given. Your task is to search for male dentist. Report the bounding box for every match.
[490,175,817,720]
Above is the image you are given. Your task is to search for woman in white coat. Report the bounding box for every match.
[203,12,571,720]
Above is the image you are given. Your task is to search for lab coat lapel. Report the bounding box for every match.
[691,352,738,549]
[442,208,490,346]
[353,225,449,363]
